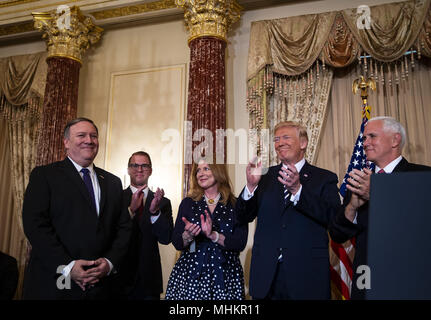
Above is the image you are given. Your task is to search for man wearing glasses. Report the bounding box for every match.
[114,151,173,300]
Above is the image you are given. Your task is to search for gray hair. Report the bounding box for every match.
[64,117,98,139]
[367,116,406,149]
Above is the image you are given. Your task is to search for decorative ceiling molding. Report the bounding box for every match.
[0,0,294,43]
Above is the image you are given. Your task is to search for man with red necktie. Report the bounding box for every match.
[329,116,431,299]
[114,151,173,300]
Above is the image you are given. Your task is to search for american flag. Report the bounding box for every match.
[330,103,374,300]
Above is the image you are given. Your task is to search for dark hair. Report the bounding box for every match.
[128,151,152,167]
[64,117,98,138]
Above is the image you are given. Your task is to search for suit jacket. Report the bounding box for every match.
[329,157,431,299]
[236,162,341,299]
[22,158,132,300]
[114,187,173,298]
[0,251,19,300]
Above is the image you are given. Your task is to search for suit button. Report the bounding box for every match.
[282,224,286,229]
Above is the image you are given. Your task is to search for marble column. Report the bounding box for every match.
[176,0,242,194]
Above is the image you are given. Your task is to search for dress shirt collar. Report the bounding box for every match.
[374,155,402,174]
[282,158,306,173]
[68,156,95,175]
[130,185,149,198]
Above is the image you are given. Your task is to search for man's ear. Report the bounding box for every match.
[300,137,308,151]
[392,133,402,148]
[63,138,69,150]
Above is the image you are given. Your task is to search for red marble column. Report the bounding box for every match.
[36,57,80,166]
[183,36,227,195]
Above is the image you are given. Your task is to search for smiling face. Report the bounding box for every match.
[64,120,99,167]
[274,125,307,165]
[128,154,152,187]
[196,161,217,191]
[363,119,402,168]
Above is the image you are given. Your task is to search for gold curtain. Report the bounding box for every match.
[342,0,430,62]
[0,52,46,299]
[265,64,333,165]
[315,58,431,184]
[247,0,431,161]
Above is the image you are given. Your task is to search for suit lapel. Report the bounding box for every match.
[95,166,106,217]
[299,161,312,185]
[393,157,409,173]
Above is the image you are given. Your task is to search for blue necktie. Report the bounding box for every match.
[81,168,96,210]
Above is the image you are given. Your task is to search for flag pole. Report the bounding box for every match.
[330,74,376,300]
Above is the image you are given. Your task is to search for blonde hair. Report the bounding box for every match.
[274,121,308,142]
[187,162,236,206]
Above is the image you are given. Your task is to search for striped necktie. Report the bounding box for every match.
[284,185,291,205]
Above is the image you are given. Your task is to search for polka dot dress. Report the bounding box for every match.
[165,197,245,300]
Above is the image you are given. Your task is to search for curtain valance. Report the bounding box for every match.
[248,0,431,80]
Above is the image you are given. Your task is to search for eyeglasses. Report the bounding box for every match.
[129,163,151,170]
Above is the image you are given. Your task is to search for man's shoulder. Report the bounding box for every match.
[94,167,121,182]
[31,159,67,174]
[406,162,431,172]
[398,158,431,172]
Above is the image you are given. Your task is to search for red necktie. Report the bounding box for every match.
[377,169,385,174]
[136,201,144,221]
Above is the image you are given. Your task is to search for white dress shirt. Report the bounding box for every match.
[129,185,161,224]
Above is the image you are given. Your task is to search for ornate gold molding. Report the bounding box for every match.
[176,0,242,43]
[32,6,103,64]
[91,0,177,20]
[0,0,39,9]
[0,21,34,37]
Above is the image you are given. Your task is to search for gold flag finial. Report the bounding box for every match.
[353,75,376,104]
[353,75,376,119]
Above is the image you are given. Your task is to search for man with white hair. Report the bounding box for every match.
[329,116,431,299]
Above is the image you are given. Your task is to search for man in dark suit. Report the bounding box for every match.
[236,121,341,299]
[22,117,132,299]
[329,116,431,299]
[0,251,18,300]
[115,151,173,300]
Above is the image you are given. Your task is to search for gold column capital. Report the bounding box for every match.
[176,0,242,43]
[32,6,103,64]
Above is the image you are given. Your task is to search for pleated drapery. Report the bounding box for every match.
[247,0,431,165]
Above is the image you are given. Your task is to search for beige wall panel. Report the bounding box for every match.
[77,20,190,296]
[105,65,185,296]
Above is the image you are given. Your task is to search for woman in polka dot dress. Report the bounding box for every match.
[165,161,248,300]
